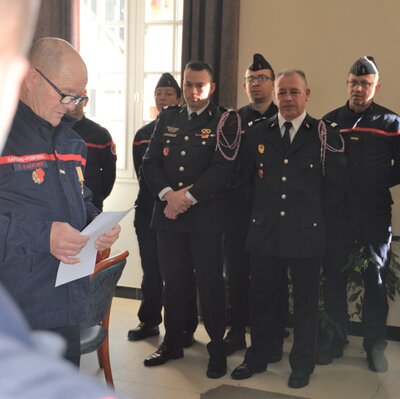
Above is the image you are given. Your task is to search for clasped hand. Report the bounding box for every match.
[164,185,193,220]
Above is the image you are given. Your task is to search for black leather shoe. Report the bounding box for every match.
[288,370,310,389]
[231,362,266,380]
[367,350,388,372]
[182,330,195,348]
[223,328,246,356]
[128,322,159,341]
[207,355,227,379]
[143,345,183,367]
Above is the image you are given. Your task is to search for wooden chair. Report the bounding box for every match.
[80,250,129,387]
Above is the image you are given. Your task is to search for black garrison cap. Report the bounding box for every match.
[349,56,378,76]
[248,53,273,71]
[155,73,181,98]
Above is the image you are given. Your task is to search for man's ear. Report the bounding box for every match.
[209,81,216,95]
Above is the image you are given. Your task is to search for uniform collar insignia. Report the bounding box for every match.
[270,119,278,128]
[167,126,179,133]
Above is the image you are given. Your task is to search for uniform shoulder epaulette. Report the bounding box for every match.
[322,119,339,128]
[160,104,180,112]
[248,117,266,128]
[218,106,236,113]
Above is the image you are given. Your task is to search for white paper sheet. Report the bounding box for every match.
[55,207,133,287]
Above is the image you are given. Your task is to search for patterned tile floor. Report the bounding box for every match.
[80,298,400,399]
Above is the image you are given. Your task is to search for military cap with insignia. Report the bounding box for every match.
[248,53,273,72]
[349,56,378,76]
[156,72,181,98]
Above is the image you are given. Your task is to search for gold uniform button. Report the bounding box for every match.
[181,150,186,156]
[313,222,318,227]
[178,182,183,187]
[252,218,256,223]
[281,194,287,199]
[179,166,184,172]
[260,163,264,167]
[280,211,286,216]
[282,176,287,182]
[202,141,206,145]
[184,136,189,141]
[310,164,314,168]
[283,159,289,164]
[166,139,170,144]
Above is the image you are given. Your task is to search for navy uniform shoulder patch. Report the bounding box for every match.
[323,119,339,128]
[248,117,266,128]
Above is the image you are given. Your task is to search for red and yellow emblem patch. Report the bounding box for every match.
[258,144,265,154]
[32,168,45,184]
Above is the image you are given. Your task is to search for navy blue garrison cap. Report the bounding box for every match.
[349,56,378,76]
[248,53,273,71]
[156,73,181,98]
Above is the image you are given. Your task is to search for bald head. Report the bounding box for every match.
[29,37,87,79]
[21,37,88,126]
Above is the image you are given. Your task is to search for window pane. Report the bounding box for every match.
[145,0,174,22]
[144,25,173,72]
[80,2,127,170]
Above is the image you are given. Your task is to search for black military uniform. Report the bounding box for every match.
[132,120,163,329]
[132,118,198,338]
[142,102,240,376]
[233,113,346,382]
[224,53,284,357]
[72,116,116,210]
[320,56,400,371]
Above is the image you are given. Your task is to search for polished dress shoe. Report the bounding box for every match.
[207,355,227,379]
[231,362,266,380]
[143,344,183,367]
[223,328,246,355]
[288,370,310,388]
[182,330,195,348]
[367,350,388,372]
[128,322,159,341]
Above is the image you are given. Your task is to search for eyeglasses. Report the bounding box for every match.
[346,80,375,89]
[35,68,88,105]
[244,74,273,84]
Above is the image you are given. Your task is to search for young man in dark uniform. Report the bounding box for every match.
[129,73,198,346]
[69,96,117,211]
[318,56,400,372]
[231,70,346,388]
[224,53,285,357]
[142,61,241,378]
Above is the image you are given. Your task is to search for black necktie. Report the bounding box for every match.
[282,121,292,152]
[190,112,198,121]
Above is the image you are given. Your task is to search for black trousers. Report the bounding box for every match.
[134,209,163,327]
[245,255,320,374]
[48,324,81,367]
[135,210,198,333]
[224,191,288,331]
[157,230,226,356]
[323,210,390,352]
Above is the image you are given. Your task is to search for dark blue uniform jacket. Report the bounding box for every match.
[241,114,347,258]
[0,101,99,329]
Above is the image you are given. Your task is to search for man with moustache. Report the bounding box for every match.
[318,56,400,372]
[142,61,240,378]
[231,70,346,388]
